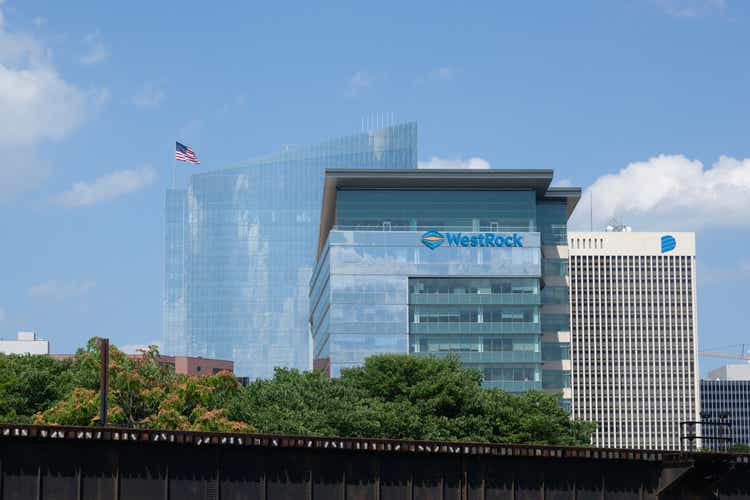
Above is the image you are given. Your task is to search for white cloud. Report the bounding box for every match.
[132,82,165,108]
[54,165,157,208]
[0,61,87,147]
[700,259,750,285]
[179,118,203,138]
[28,280,96,301]
[0,4,98,200]
[552,178,573,187]
[92,87,111,106]
[0,148,52,202]
[347,71,375,97]
[434,66,455,79]
[656,0,727,18]
[414,66,457,85]
[79,30,108,65]
[570,154,750,230]
[218,92,248,114]
[350,71,373,88]
[418,157,492,170]
[121,340,162,355]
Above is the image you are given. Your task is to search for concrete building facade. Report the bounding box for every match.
[50,354,234,377]
[0,332,49,355]
[568,231,699,450]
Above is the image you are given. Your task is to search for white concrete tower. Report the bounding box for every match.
[568,231,699,450]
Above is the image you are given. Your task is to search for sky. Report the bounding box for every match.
[0,0,748,375]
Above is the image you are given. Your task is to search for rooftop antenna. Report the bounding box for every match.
[605,217,632,232]
[590,191,593,231]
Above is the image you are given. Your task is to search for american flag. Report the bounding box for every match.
[175,142,200,164]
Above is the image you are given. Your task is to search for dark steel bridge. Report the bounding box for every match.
[0,424,748,499]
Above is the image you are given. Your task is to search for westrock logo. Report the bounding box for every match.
[661,235,676,253]
[421,230,445,250]
[421,230,523,250]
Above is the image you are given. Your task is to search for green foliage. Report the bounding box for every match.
[1,340,595,445]
[730,443,750,453]
[233,354,595,446]
[143,371,253,432]
[0,353,73,423]
[34,337,252,431]
[33,388,126,426]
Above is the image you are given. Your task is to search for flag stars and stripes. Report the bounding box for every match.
[175,142,200,164]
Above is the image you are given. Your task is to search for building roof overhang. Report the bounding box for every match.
[317,169,581,259]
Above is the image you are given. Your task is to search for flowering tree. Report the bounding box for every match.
[34,338,253,432]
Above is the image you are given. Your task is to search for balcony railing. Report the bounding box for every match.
[481,380,543,392]
[413,351,541,363]
[410,293,540,306]
[334,224,534,233]
[410,322,541,335]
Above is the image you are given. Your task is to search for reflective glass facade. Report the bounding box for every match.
[164,124,418,378]
[336,190,536,232]
[311,175,578,395]
[701,379,750,450]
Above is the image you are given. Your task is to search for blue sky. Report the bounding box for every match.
[0,0,747,374]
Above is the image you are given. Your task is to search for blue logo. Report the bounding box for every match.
[661,235,676,253]
[421,230,445,249]
[421,230,523,250]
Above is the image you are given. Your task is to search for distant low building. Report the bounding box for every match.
[157,355,233,376]
[0,332,49,355]
[708,364,750,381]
[701,364,750,450]
[51,353,233,376]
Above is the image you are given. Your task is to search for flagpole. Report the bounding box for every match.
[172,141,177,189]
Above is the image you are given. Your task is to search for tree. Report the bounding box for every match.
[35,338,253,432]
[233,354,595,446]
[143,371,253,432]
[0,353,73,423]
[729,443,750,453]
[12,340,594,445]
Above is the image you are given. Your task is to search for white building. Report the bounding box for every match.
[568,231,699,450]
[701,364,750,450]
[0,331,50,355]
[708,364,750,381]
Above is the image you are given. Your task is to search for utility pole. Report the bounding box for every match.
[99,338,109,426]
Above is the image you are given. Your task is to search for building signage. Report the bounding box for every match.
[661,235,676,253]
[421,229,523,250]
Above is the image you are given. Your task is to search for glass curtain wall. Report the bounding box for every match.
[537,199,572,406]
[409,277,542,391]
[164,123,418,378]
[336,190,536,232]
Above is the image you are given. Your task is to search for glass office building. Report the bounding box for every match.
[310,169,580,399]
[164,123,418,378]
